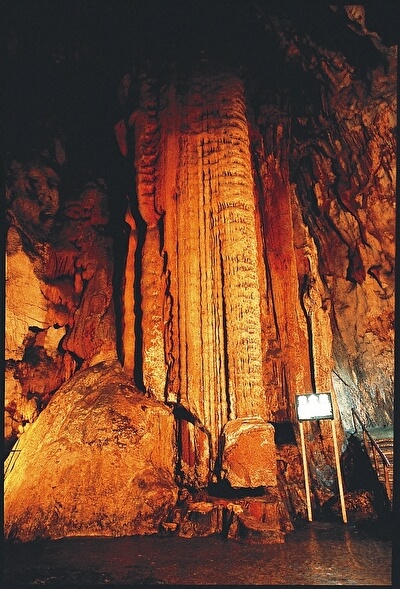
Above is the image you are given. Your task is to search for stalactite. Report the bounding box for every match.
[121,202,137,376]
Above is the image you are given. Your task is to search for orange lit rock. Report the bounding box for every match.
[221,417,277,488]
[132,72,269,479]
[177,417,211,488]
[276,444,310,520]
[178,501,223,538]
[4,360,178,542]
[236,512,285,544]
[161,491,291,543]
[253,112,313,421]
[60,180,118,367]
[274,12,396,430]
[5,161,66,441]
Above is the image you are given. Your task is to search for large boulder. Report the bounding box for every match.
[4,360,178,542]
[220,417,277,489]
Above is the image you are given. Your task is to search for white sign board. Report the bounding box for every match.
[295,392,333,422]
[295,391,347,523]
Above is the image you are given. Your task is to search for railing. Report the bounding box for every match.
[351,408,392,501]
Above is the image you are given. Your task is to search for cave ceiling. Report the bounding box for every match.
[5,1,396,168]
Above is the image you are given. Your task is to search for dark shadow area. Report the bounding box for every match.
[343,434,392,511]
[272,421,297,445]
[207,478,267,499]
[313,433,393,529]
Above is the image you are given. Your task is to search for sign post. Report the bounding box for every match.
[298,419,313,521]
[295,392,347,524]
[330,418,347,524]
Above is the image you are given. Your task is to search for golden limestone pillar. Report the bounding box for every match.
[161,72,272,486]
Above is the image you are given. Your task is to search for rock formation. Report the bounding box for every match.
[4,2,396,542]
[4,360,178,541]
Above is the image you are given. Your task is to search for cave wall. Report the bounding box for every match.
[274,6,396,430]
[4,2,396,537]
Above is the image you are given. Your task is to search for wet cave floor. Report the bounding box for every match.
[4,518,393,587]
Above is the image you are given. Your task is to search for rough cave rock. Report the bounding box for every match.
[221,417,277,488]
[4,360,178,541]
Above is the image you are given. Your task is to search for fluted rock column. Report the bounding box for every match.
[254,107,341,483]
[132,82,181,402]
[163,72,268,476]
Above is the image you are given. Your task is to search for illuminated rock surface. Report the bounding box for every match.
[220,417,277,488]
[4,360,178,541]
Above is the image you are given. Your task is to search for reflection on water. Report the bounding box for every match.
[5,519,392,586]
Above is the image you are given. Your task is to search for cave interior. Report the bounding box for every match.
[4,0,396,543]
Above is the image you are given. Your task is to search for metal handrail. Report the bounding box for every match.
[351,408,392,501]
[351,409,391,466]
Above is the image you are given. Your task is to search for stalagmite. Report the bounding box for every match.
[169,74,268,465]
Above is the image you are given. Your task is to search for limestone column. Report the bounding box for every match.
[164,72,268,464]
